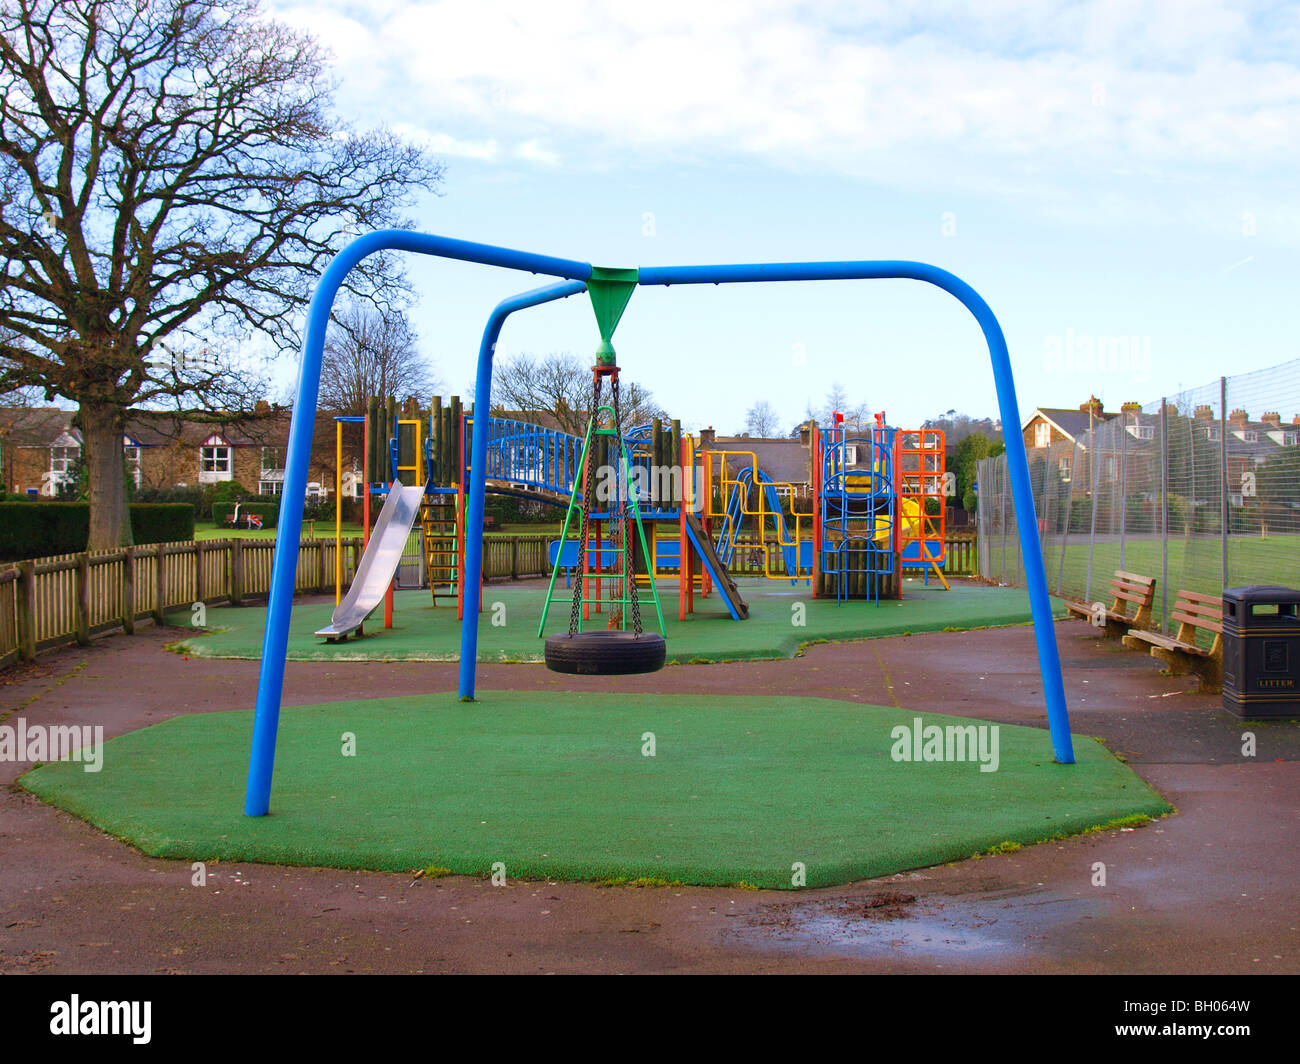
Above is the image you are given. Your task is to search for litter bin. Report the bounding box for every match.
[1222,586,1300,719]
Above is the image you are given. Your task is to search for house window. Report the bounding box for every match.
[1033,422,1051,448]
[1207,425,1221,441]
[199,434,232,483]
[1284,432,1299,447]
[1242,430,1258,443]
[1058,456,1071,482]
[49,444,80,494]
[1136,425,1153,440]
[123,438,142,488]
[259,480,283,496]
[261,447,281,472]
[200,446,230,473]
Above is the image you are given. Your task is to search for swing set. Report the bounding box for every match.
[242,232,1075,818]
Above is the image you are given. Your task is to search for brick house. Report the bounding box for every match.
[1,405,354,501]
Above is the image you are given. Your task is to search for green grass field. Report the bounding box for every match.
[1015,532,1300,642]
[19,692,1170,889]
[192,520,366,542]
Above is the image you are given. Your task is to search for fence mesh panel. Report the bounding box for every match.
[979,357,1300,632]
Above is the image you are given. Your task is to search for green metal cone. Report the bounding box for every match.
[588,266,638,365]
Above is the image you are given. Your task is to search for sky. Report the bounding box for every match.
[265,0,1300,436]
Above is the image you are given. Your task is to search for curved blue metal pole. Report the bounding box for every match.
[638,261,1075,764]
[458,280,588,701]
[244,232,590,817]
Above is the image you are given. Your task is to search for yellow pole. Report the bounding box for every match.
[335,420,342,606]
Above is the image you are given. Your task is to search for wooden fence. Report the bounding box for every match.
[0,538,364,668]
[0,531,978,669]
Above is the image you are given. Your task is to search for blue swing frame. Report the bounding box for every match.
[243,231,1074,817]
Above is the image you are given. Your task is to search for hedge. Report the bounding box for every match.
[131,503,197,545]
[0,502,195,561]
[212,500,279,530]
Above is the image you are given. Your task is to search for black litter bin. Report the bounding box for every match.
[1222,586,1300,719]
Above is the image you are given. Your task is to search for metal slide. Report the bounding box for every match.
[315,478,428,639]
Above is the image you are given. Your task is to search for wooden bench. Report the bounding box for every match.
[1064,570,1157,638]
[1122,590,1224,692]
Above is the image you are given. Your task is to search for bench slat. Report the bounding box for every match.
[1114,570,1156,587]
[1111,589,1154,606]
[1126,630,1209,655]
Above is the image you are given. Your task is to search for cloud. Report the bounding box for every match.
[269,0,1300,231]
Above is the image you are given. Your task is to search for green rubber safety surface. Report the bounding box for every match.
[20,692,1169,890]
[168,578,1060,663]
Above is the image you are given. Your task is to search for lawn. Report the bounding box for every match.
[20,692,1170,889]
[192,520,367,542]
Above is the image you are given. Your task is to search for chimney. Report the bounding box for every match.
[799,423,810,446]
[1079,395,1104,417]
[1192,404,1213,420]
[253,399,270,416]
[699,427,716,447]
[1293,415,1300,426]
[1229,408,1249,428]
[1121,401,1142,413]
[1261,411,1282,427]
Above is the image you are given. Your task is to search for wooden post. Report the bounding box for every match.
[317,539,327,593]
[510,536,519,580]
[122,548,135,635]
[17,560,36,661]
[153,543,167,625]
[231,539,244,605]
[75,552,90,645]
[195,541,205,604]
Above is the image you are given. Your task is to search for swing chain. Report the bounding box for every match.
[611,372,644,637]
[567,371,602,636]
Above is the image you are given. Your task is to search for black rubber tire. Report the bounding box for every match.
[544,630,667,675]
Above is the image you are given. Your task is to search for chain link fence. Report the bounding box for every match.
[979,357,1300,632]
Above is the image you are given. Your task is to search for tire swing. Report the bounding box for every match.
[541,296,667,675]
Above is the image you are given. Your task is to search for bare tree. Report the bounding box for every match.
[320,303,437,416]
[490,352,665,436]
[744,400,780,437]
[0,0,443,547]
[820,382,871,426]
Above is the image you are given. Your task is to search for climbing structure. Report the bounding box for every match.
[815,417,898,603]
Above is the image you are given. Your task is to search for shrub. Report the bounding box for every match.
[0,501,90,559]
[0,501,195,559]
[131,504,196,545]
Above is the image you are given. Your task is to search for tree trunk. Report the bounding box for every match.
[81,400,134,550]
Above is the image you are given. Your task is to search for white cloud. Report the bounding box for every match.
[268,0,1300,231]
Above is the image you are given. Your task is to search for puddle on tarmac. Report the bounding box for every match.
[733,888,1103,960]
